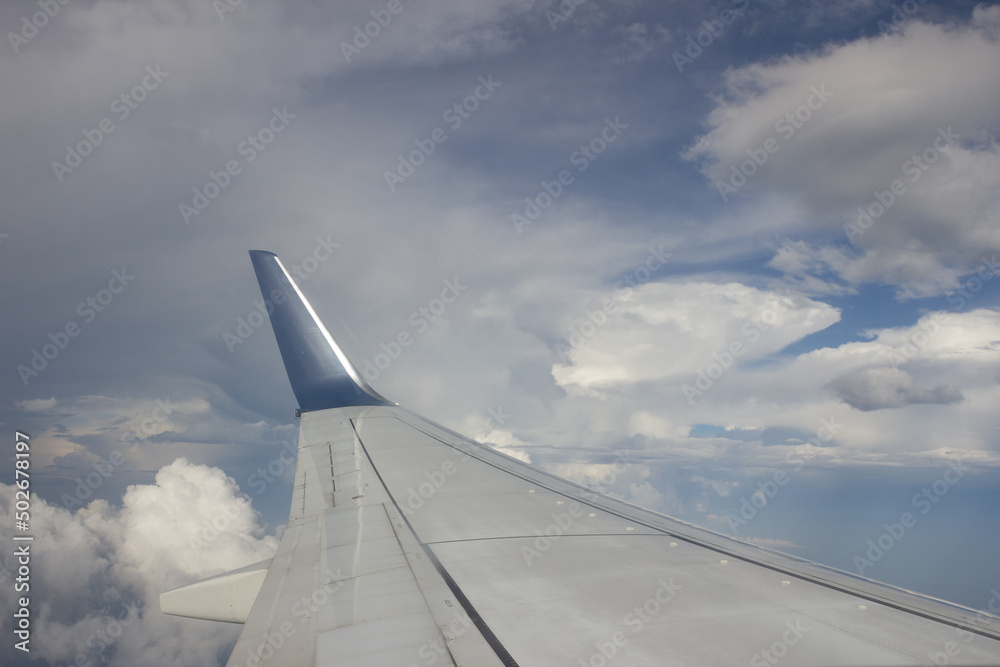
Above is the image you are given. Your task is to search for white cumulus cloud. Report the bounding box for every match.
[0,458,278,667]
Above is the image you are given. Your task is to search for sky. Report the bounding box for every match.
[1,0,1000,664]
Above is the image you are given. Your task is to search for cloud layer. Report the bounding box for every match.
[0,459,276,666]
[684,10,1000,297]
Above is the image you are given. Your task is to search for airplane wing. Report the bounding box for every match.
[161,250,1000,666]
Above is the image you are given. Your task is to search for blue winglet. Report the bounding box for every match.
[249,250,391,411]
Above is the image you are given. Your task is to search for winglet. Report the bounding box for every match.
[249,250,391,411]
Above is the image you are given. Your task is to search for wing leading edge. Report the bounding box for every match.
[161,251,1000,666]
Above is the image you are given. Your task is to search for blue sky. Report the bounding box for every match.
[2,1,1000,664]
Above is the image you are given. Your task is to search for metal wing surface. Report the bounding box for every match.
[161,251,1000,666]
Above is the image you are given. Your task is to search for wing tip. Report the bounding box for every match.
[248,249,392,411]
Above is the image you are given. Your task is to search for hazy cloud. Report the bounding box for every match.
[17,397,56,411]
[830,366,964,410]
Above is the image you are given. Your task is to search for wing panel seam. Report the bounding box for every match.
[350,419,521,667]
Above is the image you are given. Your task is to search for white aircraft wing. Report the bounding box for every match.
[161,251,1000,666]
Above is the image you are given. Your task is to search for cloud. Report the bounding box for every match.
[683,11,1000,297]
[628,480,664,511]
[0,459,278,667]
[552,280,840,392]
[17,397,56,411]
[798,309,1000,378]
[481,428,534,463]
[691,476,738,498]
[606,22,672,63]
[524,306,1000,483]
[830,366,964,411]
[743,536,802,550]
[9,387,297,521]
[627,411,691,439]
